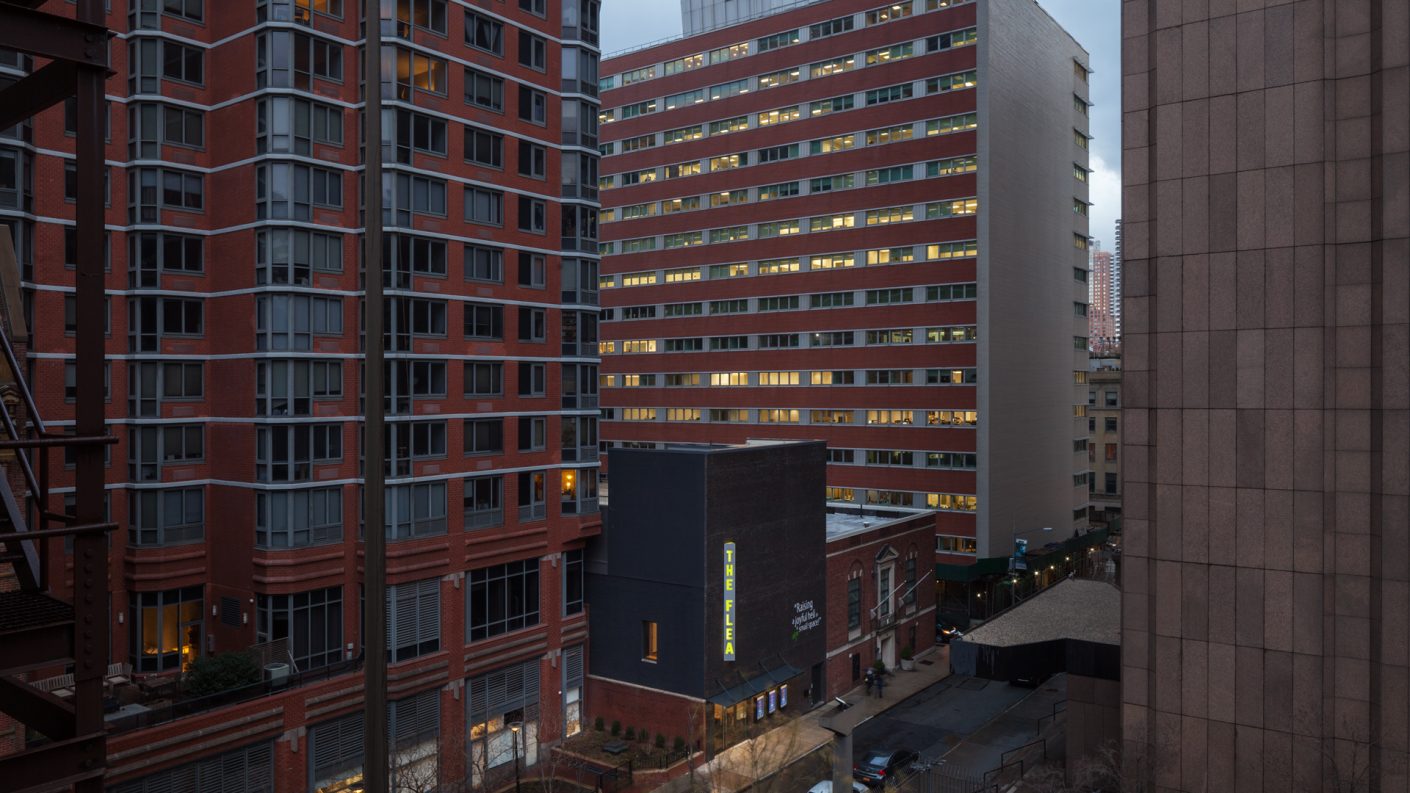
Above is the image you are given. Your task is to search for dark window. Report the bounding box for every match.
[162,42,203,84]
[518,30,547,70]
[464,67,504,110]
[847,578,861,631]
[107,742,271,793]
[518,252,545,288]
[517,362,545,396]
[465,187,503,225]
[464,475,503,529]
[256,587,343,670]
[466,559,540,641]
[465,126,503,167]
[464,362,502,396]
[564,549,584,615]
[518,307,545,342]
[518,85,547,124]
[517,195,546,232]
[465,10,503,54]
[465,245,503,282]
[517,415,546,451]
[464,418,503,455]
[464,302,503,339]
[517,140,546,178]
[397,0,447,33]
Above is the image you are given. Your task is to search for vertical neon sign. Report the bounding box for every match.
[723,541,737,661]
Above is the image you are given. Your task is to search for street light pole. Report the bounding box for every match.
[510,721,523,793]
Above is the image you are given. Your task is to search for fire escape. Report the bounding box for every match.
[0,1,115,791]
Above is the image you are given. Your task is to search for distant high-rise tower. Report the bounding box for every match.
[1110,218,1122,343]
[1088,245,1117,354]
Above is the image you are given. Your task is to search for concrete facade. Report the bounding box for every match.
[1121,0,1410,790]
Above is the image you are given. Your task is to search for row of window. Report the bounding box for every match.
[602,243,978,289]
[603,49,973,124]
[600,0,974,90]
[602,367,977,389]
[606,199,976,257]
[605,408,979,427]
[117,359,598,417]
[601,325,976,355]
[602,148,976,223]
[603,283,976,323]
[603,107,976,188]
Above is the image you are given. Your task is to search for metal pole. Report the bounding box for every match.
[72,0,108,790]
[362,0,388,790]
[512,723,522,793]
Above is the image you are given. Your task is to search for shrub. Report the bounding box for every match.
[624,726,636,741]
[639,726,649,742]
[611,720,621,736]
[594,716,605,732]
[900,646,913,661]
[673,736,686,753]
[655,733,666,749]
[873,659,887,674]
[184,652,261,698]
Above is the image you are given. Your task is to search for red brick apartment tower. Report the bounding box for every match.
[597,0,1092,570]
[2,0,600,788]
[1089,247,1117,353]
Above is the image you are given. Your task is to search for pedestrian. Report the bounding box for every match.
[875,674,885,699]
[864,668,874,696]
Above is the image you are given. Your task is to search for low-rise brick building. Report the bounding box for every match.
[823,510,938,698]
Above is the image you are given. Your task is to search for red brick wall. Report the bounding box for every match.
[584,676,706,751]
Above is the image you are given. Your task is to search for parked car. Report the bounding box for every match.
[853,749,918,787]
[808,780,868,793]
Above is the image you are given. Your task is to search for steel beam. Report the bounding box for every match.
[0,4,110,68]
[0,733,107,793]
[0,623,71,673]
[0,674,76,740]
[362,0,388,790]
[0,60,79,132]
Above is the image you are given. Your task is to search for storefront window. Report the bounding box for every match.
[467,660,540,786]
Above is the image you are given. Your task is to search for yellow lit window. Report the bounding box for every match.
[642,621,659,661]
[809,409,853,423]
[621,408,657,421]
[927,199,978,218]
[758,371,800,386]
[810,214,855,232]
[925,410,978,426]
[599,374,616,387]
[621,272,658,287]
[710,372,749,386]
[667,408,702,422]
[665,267,702,283]
[758,409,800,424]
[866,206,915,225]
[620,339,657,353]
[757,106,801,126]
[866,247,915,265]
[758,258,801,275]
[928,493,978,511]
[928,240,978,259]
[866,410,914,425]
[826,486,856,502]
[598,341,615,354]
[811,253,855,270]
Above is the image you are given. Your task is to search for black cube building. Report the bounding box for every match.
[587,441,828,753]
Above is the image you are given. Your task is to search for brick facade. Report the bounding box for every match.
[825,513,938,698]
[2,1,602,789]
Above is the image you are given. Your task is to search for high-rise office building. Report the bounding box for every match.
[2,1,601,789]
[1122,3,1408,791]
[597,0,1092,567]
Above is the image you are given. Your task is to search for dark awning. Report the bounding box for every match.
[707,664,802,706]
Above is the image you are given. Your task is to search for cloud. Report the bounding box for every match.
[1086,152,1122,247]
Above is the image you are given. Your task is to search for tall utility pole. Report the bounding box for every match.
[362,0,388,790]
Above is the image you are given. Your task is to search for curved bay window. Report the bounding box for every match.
[130,586,203,673]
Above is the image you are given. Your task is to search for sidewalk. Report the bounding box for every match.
[654,647,952,793]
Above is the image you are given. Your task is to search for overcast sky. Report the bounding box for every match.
[600,0,1122,249]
